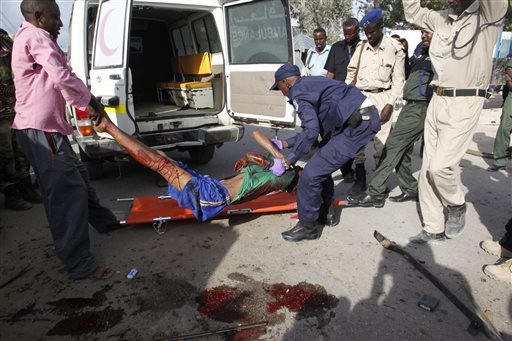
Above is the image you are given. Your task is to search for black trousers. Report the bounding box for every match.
[15,129,116,278]
[499,217,512,251]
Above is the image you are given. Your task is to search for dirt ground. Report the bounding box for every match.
[0,110,511,341]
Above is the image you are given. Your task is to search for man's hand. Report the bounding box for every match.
[88,95,111,133]
[380,104,394,123]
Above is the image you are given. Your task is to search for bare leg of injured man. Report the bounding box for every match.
[90,109,303,222]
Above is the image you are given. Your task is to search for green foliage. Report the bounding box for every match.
[505,0,512,31]
[289,0,353,42]
[355,0,511,30]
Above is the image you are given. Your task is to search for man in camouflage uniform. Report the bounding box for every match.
[0,28,41,210]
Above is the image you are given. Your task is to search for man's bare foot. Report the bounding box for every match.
[87,265,114,280]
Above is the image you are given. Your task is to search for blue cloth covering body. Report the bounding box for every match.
[167,162,230,222]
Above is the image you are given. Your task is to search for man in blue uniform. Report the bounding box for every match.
[325,17,361,182]
[271,64,381,242]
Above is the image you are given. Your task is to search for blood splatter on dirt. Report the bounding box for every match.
[195,285,249,323]
[46,306,123,336]
[195,275,338,341]
[47,285,112,315]
[265,282,338,318]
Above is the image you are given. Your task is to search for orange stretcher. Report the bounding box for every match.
[121,191,345,227]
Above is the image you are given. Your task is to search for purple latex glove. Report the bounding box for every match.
[270,158,286,176]
[272,137,283,150]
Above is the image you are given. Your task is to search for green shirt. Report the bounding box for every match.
[403,46,434,102]
[504,59,512,107]
[231,164,297,204]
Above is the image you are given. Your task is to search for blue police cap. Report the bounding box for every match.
[360,8,383,29]
[270,64,300,90]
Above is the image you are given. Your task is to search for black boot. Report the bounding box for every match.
[282,220,323,242]
[18,176,43,203]
[4,184,32,211]
[318,203,339,227]
[346,193,385,208]
[349,163,367,196]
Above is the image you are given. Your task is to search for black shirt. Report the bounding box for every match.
[324,38,360,82]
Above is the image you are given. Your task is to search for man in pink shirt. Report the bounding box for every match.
[11,0,117,280]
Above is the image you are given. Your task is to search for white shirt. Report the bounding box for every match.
[305,45,331,77]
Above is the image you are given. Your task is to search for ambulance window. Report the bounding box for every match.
[193,19,210,53]
[86,6,98,68]
[93,0,128,68]
[171,28,185,56]
[204,15,222,53]
[180,26,195,55]
[226,0,290,64]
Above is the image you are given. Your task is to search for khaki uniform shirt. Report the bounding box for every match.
[346,35,406,106]
[403,0,507,89]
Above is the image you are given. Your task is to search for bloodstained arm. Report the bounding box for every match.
[234,152,273,172]
[251,130,288,162]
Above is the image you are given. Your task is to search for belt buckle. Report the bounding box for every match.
[435,87,444,96]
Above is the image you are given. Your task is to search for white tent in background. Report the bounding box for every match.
[293,33,314,53]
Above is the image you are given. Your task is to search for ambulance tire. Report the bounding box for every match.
[188,145,215,165]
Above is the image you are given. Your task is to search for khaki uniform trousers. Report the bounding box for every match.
[419,94,484,234]
[354,90,393,164]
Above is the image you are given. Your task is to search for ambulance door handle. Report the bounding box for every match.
[100,96,120,106]
[109,74,121,80]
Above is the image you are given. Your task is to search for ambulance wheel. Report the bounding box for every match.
[188,145,215,164]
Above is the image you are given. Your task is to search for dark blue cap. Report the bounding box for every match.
[360,8,383,29]
[270,64,300,90]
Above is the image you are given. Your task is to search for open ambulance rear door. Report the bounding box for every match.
[90,0,136,136]
[223,0,296,128]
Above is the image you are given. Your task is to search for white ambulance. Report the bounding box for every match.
[67,0,295,178]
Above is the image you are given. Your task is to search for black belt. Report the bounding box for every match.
[363,88,390,93]
[433,86,488,98]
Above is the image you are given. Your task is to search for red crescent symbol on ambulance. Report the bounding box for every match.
[98,9,118,56]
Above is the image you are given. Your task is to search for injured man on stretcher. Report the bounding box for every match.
[90,110,315,222]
